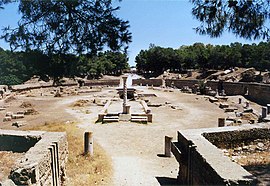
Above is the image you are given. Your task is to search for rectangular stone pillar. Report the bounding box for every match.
[267,104,270,114]
[84,132,93,156]
[262,107,267,119]
[218,118,225,127]
[122,76,128,114]
[165,136,173,157]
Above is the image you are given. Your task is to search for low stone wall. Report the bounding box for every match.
[10,79,120,92]
[133,78,270,105]
[171,124,269,185]
[97,100,112,122]
[84,79,120,87]
[11,83,55,92]
[132,79,162,87]
[246,83,270,104]
[139,100,152,122]
[165,79,199,88]
[203,127,270,149]
[0,130,68,186]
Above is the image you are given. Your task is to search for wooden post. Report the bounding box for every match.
[218,118,225,127]
[84,132,93,156]
[165,136,173,157]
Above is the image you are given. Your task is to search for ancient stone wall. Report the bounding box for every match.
[0,130,68,186]
[84,79,120,87]
[10,79,120,92]
[203,128,270,149]
[165,79,199,88]
[133,78,270,104]
[171,125,266,185]
[132,79,162,86]
[246,83,270,104]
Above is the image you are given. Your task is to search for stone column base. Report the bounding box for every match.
[123,105,130,114]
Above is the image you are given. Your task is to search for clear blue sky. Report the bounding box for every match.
[0,0,265,66]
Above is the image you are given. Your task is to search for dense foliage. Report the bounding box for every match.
[0,48,129,85]
[135,42,270,77]
[192,0,270,40]
[0,0,131,85]
[1,0,131,55]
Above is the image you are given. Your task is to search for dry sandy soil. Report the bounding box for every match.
[0,85,262,185]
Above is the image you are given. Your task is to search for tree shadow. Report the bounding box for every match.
[243,163,270,185]
[156,177,180,186]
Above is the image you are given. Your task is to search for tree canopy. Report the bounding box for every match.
[0,47,129,85]
[191,0,270,40]
[135,42,270,77]
[0,0,132,55]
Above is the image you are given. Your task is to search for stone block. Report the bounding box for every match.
[3,116,12,122]
[12,121,26,128]
[5,112,13,117]
[11,114,24,119]
[209,97,218,103]
[16,111,25,115]
[219,103,229,109]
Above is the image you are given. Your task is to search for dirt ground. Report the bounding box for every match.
[0,85,263,185]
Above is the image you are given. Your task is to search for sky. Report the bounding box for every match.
[0,0,265,66]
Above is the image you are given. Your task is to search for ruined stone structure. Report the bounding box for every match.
[0,130,68,186]
[11,79,120,92]
[171,124,269,185]
[122,76,129,114]
[132,79,270,104]
[97,76,152,123]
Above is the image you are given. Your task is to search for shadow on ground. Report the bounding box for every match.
[156,177,179,186]
[244,163,270,185]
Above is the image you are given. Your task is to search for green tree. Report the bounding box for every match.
[191,0,270,40]
[0,48,27,85]
[1,0,132,55]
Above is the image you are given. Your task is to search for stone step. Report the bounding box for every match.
[102,118,119,123]
[12,114,25,119]
[209,97,218,103]
[104,116,119,119]
[131,116,148,119]
[131,116,148,123]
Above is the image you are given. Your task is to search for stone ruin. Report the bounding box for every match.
[0,130,68,186]
[171,124,270,185]
[98,76,152,124]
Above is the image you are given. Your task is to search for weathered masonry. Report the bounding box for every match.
[132,79,270,104]
[0,130,68,186]
[171,124,269,185]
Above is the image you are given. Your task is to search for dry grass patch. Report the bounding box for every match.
[27,121,112,186]
[70,99,91,107]
[0,152,24,181]
[236,151,270,166]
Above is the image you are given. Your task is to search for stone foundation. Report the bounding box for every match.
[171,124,270,185]
[132,79,270,104]
[0,130,68,186]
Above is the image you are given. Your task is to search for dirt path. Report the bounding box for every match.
[64,87,226,186]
